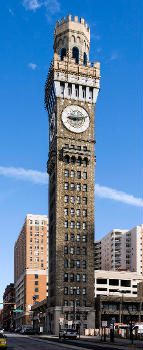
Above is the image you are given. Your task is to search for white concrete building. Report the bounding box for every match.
[94,225,143,274]
[95,270,143,298]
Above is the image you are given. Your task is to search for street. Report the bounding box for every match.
[5,333,127,350]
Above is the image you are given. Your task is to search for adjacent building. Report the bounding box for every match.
[94,225,143,274]
[14,214,48,327]
[3,283,15,330]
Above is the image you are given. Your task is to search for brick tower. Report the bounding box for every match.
[45,15,100,334]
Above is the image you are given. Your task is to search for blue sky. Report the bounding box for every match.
[0,0,142,302]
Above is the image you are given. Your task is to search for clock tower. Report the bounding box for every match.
[45,15,100,334]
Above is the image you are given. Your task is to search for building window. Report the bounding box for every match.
[83,222,87,230]
[30,226,33,231]
[72,46,79,64]
[82,274,86,282]
[65,221,68,228]
[70,183,75,191]
[82,86,86,98]
[77,209,80,216]
[35,225,39,231]
[71,208,74,216]
[70,247,74,255]
[65,233,68,241]
[64,300,68,307]
[65,169,69,177]
[64,246,68,254]
[83,197,87,204]
[82,260,86,269]
[60,48,66,61]
[77,196,81,204]
[83,172,87,179]
[83,52,87,66]
[30,232,32,236]
[35,281,38,285]
[64,182,69,190]
[64,259,68,268]
[77,145,81,151]
[35,274,38,278]
[77,222,81,229]
[83,159,88,167]
[83,288,86,295]
[64,208,68,216]
[75,85,79,97]
[77,247,80,255]
[77,288,80,295]
[30,220,33,224]
[77,157,81,166]
[77,234,80,242]
[83,209,87,217]
[77,171,81,179]
[70,260,74,268]
[35,288,39,292]
[76,274,80,282]
[83,184,87,192]
[71,221,75,228]
[70,273,74,282]
[68,83,72,96]
[64,287,68,295]
[71,233,74,242]
[64,273,68,282]
[89,87,93,99]
[70,287,74,295]
[64,195,68,203]
[77,260,80,268]
[83,248,87,255]
[77,184,81,191]
[71,170,75,178]
[30,257,32,261]
[83,300,86,307]
[30,238,32,242]
[70,300,74,307]
[71,196,75,204]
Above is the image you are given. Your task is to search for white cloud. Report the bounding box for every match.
[9,8,14,16]
[28,62,37,70]
[95,184,143,208]
[110,52,119,61]
[0,166,48,185]
[0,166,142,208]
[22,0,60,14]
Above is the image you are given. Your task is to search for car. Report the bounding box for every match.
[59,328,77,339]
[0,334,7,348]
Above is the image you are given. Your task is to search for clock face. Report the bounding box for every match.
[50,113,55,142]
[61,105,90,133]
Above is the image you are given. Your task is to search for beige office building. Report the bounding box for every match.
[14,214,48,327]
[94,225,143,274]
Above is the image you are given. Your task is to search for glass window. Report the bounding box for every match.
[65,221,68,228]
[30,232,32,236]
[71,196,75,204]
[83,184,87,192]
[82,274,86,282]
[70,300,74,307]
[65,169,69,177]
[64,195,68,203]
[77,146,81,150]
[30,220,33,225]
[64,287,68,295]
[83,300,86,307]
[83,288,86,295]
[77,234,80,242]
[64,259,68,268]
[64,300,68,307]
[82,260,86,269]
[60,48,66,61]
[68,83,72,96]
[72,46,79,64]
[64,182,69,190]
[76,274,80,282]
[83,222,87,230]
[71,233,74,241]
[77,171,81,179]
[82,235,87,242]
[82,86,86,98]
[77,288,80,295]
[70,260,74,268]
[71,144,74,149]
[64,246,68,254]
[77,209,80,216]
[35,288,39,292]
[77,196,81,204]
[70,247,74,255]
[75,85,79,97]
[70,287,74,295]
[71,170,75,178]
[83,159,88,167]
[70,183,75,191]
[64,208,68,216]
[71,208,74,216]
[35,225,39,231]
[65,144,69,149]
[77,260,80,268]
[35,274,38,279]
[83,247,87,255]
[77,184,81,191]
[70,273,74,282]
[71,221,75,228]
[35,281,38,285]
[83,209,87,217]
[83,172,87,179]
[77,158,81,166]
[77,247,80,255]
[83,52,87,66]
[64,273,68,282]
[83,197,87,204]
[77,222,81,229]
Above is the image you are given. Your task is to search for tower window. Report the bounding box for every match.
[89,87,93,99]
[64,182,69,190]
[77,196,81,204]
[71,170,75,178]
[64,273,68,282]
[65,233,68,241]
[82,86,86,98]
[71,196,75,204]
[64,287,68,295]
[77,222,81,229]
[82,260,86,269]
[64,195,68,203]
[70,260,74,268]
[76,274,80,282]
[83,209,87,217]
[82,274,86,282]
[65,221,68,228]
[64,259,68,268]
[75,85,79,97]
[77,184,81,191]
[77,209,80,216]
[83,52,87,66]
[82,235,87,242]
[70,273,74,282]
[71,221,75,228]
[77,260,80,268]
[71,208,74,216]
[68,83,72,96]
[83,288,86,295]
[60,48,66,61]
[65,169,69,177]
[83,197,87,205]
[83,184,87,192]
[77,171,81,179]
[83,222,87,230]
[70,183,75,191]
[77,234,80,242]
[70,247,74,255]
[83,172,87,180]
[64,208,68,216]
[60,82,65,96]
[83,247,87,255]
[72,46,79,64]
[71,233,74,242]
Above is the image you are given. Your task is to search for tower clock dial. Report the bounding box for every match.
[50,112,55,142]
[61,105,90,133]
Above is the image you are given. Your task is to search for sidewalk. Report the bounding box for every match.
[34,334,143,350]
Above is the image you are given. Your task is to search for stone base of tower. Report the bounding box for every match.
[46,306,95,335]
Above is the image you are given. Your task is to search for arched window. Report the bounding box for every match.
[84,52,87,66]
[60,48,66,61]
[72,46,79,64]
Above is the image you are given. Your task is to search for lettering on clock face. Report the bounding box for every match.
[61,105,90,133]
